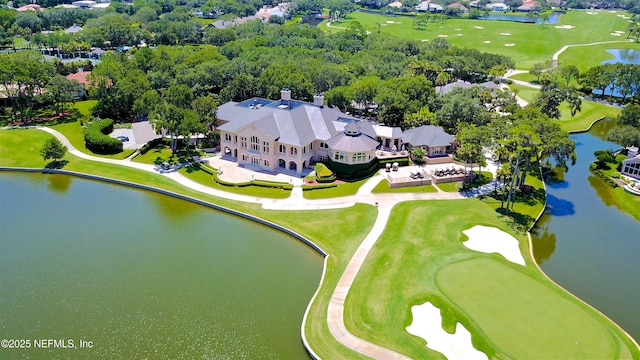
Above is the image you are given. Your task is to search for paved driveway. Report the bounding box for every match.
[110,128,137,149]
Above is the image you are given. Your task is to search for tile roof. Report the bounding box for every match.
[402,125,454,147]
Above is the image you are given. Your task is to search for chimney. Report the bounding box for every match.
[313,93,324,107]
[281,88,291,101]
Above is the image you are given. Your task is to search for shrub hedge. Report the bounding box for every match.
[83,118,122,154]
[315,163,337,183]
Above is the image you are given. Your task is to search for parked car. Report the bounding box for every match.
[117,136,129,142]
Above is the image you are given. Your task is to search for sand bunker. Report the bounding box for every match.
[504,43,516,47]
[421,39,429,42]
[454,28,462,31]
[611,33,622,36]
[555,25,575,29]
[615,30,626,33]
[500,32,511,35]
[586,11,598,14]
[438,34,448,37]
[474,26,484,29]
[407,302,487,360]
[456,33,463,36]
[483,40,491,43]
[386,21,401,24]
[462,225,526,266]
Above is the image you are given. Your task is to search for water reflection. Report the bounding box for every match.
[603,49,640,65]
[545,193,575,216]
[47,174,72,193]
[531,224,556,264]
[587,175,617,207]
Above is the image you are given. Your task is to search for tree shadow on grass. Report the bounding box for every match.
[45,160,69,169]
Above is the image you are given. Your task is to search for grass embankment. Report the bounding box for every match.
[0,127,375,359]
[344,199,639,359]
[323,10,637,69]
[590,156,640,222]
[371,179,438,193]
[508,83,622,132]
[303,178,368,199]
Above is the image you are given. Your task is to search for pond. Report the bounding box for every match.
[602,48,640,65]
[0,173,322,359]
[481,12,561,24]
[531,119,640,342]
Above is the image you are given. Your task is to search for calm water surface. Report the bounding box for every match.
[531,120,640,342]
[0,173,321,359]
[603,48,640,65]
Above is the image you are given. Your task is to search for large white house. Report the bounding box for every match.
[217,90,454,174]
[621,147,640,181]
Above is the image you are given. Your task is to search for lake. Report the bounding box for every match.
[531,119,640,342]
[0,173,322,359]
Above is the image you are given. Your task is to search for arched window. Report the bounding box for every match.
[279,144,286,154]
[290,147,298,156]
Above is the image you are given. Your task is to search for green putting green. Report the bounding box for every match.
[436,257,633,359]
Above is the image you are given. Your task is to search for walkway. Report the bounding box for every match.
[32,126,498,359]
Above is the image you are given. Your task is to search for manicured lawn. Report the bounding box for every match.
[508,83,538,102]
[435,181,461,192]
[51,121,136,160]
[303,179,368,199]
[557,100,622,132]
[509,72,536,83]
[133,144,203,165]
[507,83,622,132]
[74,100,98,117]
[371,179,438,193]
[344,199,639,359]
[613,186,640,222]
[323,10,637,69]
[437,258,632,359]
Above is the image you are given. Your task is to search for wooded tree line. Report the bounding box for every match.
[0,51,78,122]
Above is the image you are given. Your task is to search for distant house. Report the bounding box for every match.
[517,0,539,12]
[65,24,83,34]
[436,80,500,97]
[402,125,455,157]
[622,147,640,181]
[16,4,42,11]
[486,2,509,12]
[65,71,111,98]
[72,0,96,8]
[448,3,469,13]
[388,1,402,8]
[416,1,443,12]
[255,5,286,20]
[209,16,262,29]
